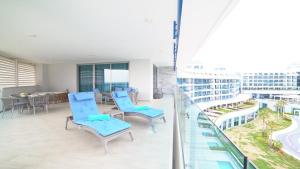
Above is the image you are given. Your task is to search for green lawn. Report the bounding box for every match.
[237,104,255,109]
[225,111,300,169]
[216,101,257,113]
[237,101,257,109]
[216,107,232,113]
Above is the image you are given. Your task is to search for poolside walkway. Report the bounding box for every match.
[273,116,300,160]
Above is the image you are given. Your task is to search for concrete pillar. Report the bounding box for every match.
[129,59,153,100]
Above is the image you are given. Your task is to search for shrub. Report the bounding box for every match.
[273,140,283,151]
[283,114,292,121]
[244,123,255,129]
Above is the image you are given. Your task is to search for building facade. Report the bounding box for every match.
[177,65,258,131]
[242,72,299,91]
[177,66,241,104]
[242,69,300,99]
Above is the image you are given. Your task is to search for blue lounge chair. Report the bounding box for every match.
[65,92,133,153]
[111,91,166,131]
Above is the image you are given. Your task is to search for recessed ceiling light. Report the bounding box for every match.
[27,34,37,38]
[144,18,153,23]
[87,55,96,57]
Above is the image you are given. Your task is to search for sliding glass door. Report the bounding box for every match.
[95,64,111,92]
[78,63,129,92]
[111,63,129,91]
[78,65,93,92]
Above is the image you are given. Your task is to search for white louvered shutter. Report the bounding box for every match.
[17,62,36,86]
[0,56,16,87]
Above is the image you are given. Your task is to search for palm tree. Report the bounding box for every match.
[275,100,287,119]
[268,121,277,147]
[260,108,271,136]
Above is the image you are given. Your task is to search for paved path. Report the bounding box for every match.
[273,116,300,160]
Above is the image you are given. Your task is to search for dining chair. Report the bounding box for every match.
[28,94,49,115]
[1,96,29,118]
[1,97,11,118]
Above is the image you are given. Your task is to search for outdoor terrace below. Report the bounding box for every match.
[0,95,174,169]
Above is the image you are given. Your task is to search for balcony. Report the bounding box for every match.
[174,88,257,169]
[0,0,246,168]
[0,96,174,169]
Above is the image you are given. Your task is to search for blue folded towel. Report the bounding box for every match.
[88,114,111,121]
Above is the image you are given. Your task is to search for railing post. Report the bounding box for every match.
[243,156,248,169]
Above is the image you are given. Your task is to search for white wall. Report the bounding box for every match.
[158,66,176,94]
[129,60,153,100]
[47,64,77,92]
[43,61,154,100]
[36,64,49,91]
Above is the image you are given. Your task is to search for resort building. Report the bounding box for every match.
[177,65,241,105]
[177,65,259,131]
[242,67,300,99]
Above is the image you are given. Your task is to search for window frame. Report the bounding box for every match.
[77,62,129,92]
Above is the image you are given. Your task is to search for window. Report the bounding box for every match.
[95,64,110,92]
[17,62,36,86]
[78,63,129,92]
[0,56,16,87]
[0,56,36,87]
[222,121,227,130]
[234,117,239,126]
[78,65,93,92]
[241,116,246,124]
[228,119,232,128]
[111,63,129,91]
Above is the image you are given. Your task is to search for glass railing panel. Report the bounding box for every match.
[175,87,257,169]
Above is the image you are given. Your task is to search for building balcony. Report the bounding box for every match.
[0,96,174,169]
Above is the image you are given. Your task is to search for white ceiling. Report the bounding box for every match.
[177,0,239,67]
[0,0,238,66]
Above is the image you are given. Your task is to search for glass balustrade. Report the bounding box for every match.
[174,87,257,169]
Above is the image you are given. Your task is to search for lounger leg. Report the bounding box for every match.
[150,120,156,133]
[151,124,156,133]
[65,116,70,130]
[11,106,15,118]
[129,131,134,141]
[104,141,109,154]
[162,116,166,123]
[27,104,30,113]
[1,105,5,118]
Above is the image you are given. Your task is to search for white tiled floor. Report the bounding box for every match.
[0,95,174,169]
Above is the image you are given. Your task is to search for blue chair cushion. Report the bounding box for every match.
[93,88,100,93]
[116,91,128,98]
[74,92,94,101]
[75,118,131,137]
[68,92,100,121]
[88,114,111,121]
[133,106,150,111]
[124,107,163,118]
[112,93,135,111]
[112,91,164,118]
